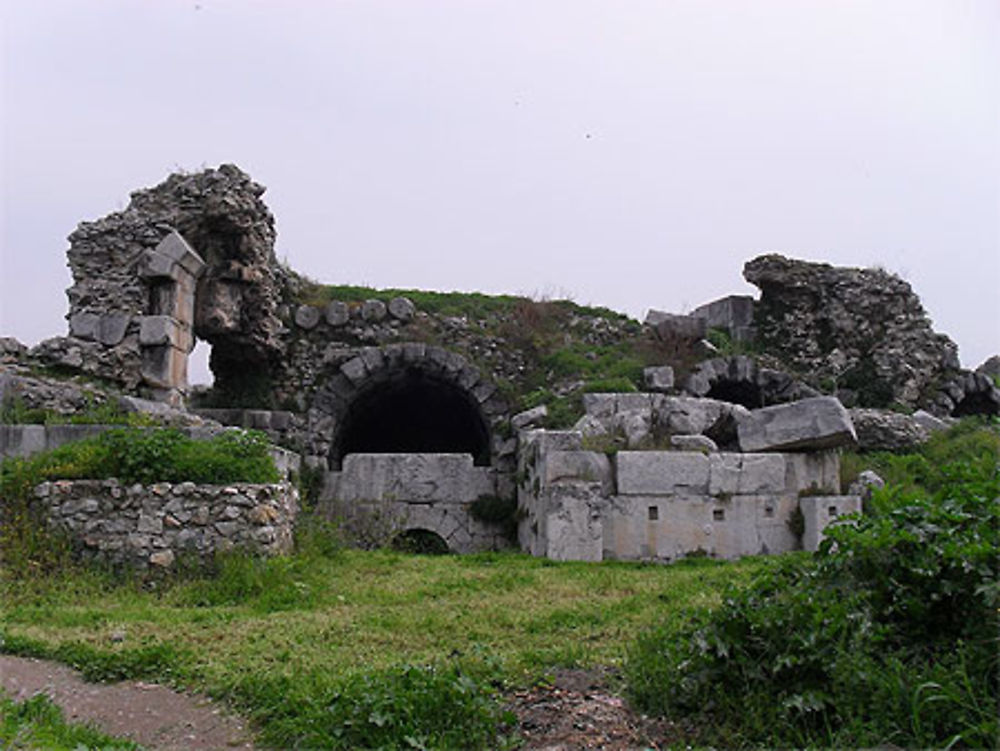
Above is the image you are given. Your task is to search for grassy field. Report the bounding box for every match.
[0,546,765,747]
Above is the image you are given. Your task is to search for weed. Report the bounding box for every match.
[0,693,139,750]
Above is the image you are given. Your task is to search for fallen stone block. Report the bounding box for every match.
[738,396,857,452]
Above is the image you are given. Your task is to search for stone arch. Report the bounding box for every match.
[684,356,818,409]
[392,528,451,554]
[311,343,510,470]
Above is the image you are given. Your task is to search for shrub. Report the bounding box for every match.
[626,450,999,748]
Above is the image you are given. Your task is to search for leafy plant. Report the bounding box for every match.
[625,446,999,748]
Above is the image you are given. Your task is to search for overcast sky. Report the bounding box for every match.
[2,0,998,384]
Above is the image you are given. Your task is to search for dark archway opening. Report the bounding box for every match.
[333,368,491,468]
[707,380,764,409]
[392,529,451,555]
[952,392,1000,417]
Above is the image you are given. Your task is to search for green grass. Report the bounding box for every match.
[0,692,139,750]
[0,549,763,748]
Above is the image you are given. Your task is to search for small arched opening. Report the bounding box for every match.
[707,379,764,409]
[332,367,492,468]
[392,528,451,555]
[952,391,1000,417]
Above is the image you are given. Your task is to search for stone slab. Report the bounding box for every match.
[708,453,786,495]
[616,451,710,495]
[737,396,857,452]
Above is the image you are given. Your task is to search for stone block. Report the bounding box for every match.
[670,434,717,452]
[738,396,857,452]
[294,305,321,329]
[44,425,106,452]
[340,357,368,385]
[656,396,731,436]
[140,344,187,390]
[325,301,350,326]
[541,482,605,562]
[646,311,707,341]
[361,299,387,322]
[643,366,675,392]
[138,249,179,280]
[582,393,617,418]
[617,451,710,495]
[785,449,841,495]
[155,231,205,277]
[69,312,100,341]
[543,451,611,489]
[140,315,180,346]
[97,314,131,346]
[0,425,46,458]
[525,430,583,453]
[388,296,415,321]
[616,393,655,412]
[337,453,479,504]
[512,405,547,430]
[800,495,862,552]
[708,453,786,495]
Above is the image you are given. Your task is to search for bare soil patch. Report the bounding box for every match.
[0,655,253,750]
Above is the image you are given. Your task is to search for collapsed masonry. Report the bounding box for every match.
[4,164,998,565]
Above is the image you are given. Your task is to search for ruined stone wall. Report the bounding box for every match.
[33,479,298,569]
[33,165,285,403]
[744,254,961,409]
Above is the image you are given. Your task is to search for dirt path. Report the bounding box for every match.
[1,657,680,750]
[0,655,254,750]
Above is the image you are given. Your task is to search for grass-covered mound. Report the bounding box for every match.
[626,420,999,748]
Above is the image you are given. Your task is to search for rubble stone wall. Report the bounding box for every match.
[32,479,298,569]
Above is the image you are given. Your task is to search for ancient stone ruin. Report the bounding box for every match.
[2,164,997,566]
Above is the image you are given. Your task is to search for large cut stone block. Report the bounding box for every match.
[800,495,862,551]
[616,451,710,495]
[785,449,841,494]
[738,396,857,452]
[543,451,612,489]
[140,315,188,348]
[337,453,487,504]
[708,453,786,495]
[98,314,131,346]
[645,310,707,340]
[0,425,46,458]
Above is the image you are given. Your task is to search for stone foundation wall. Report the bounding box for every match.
[32,479,298,569]
[318,453,513,553]
[517,431,858,562]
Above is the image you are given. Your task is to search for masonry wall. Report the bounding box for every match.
[32,479,299,569]
[317,453,513,553]
[517,428,860,563]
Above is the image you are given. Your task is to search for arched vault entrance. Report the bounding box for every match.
[311,343,510,471]
[334,367,491,466]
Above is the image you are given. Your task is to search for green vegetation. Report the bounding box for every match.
[295,282,627,323]
[626,420,999,749]
[0,692,139,750]
[0,395,152,427]
[0,550,760,749]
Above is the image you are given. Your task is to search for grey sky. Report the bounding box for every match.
[2,0,998,383]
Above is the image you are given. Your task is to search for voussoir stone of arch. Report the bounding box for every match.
[294,305,321,329]
[340,357,368,386]
[402,342,427,362]
[359,346,384,372]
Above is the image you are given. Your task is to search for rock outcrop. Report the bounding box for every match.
[744,254,960,410]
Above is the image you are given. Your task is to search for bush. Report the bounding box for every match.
[626,451,999,748]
